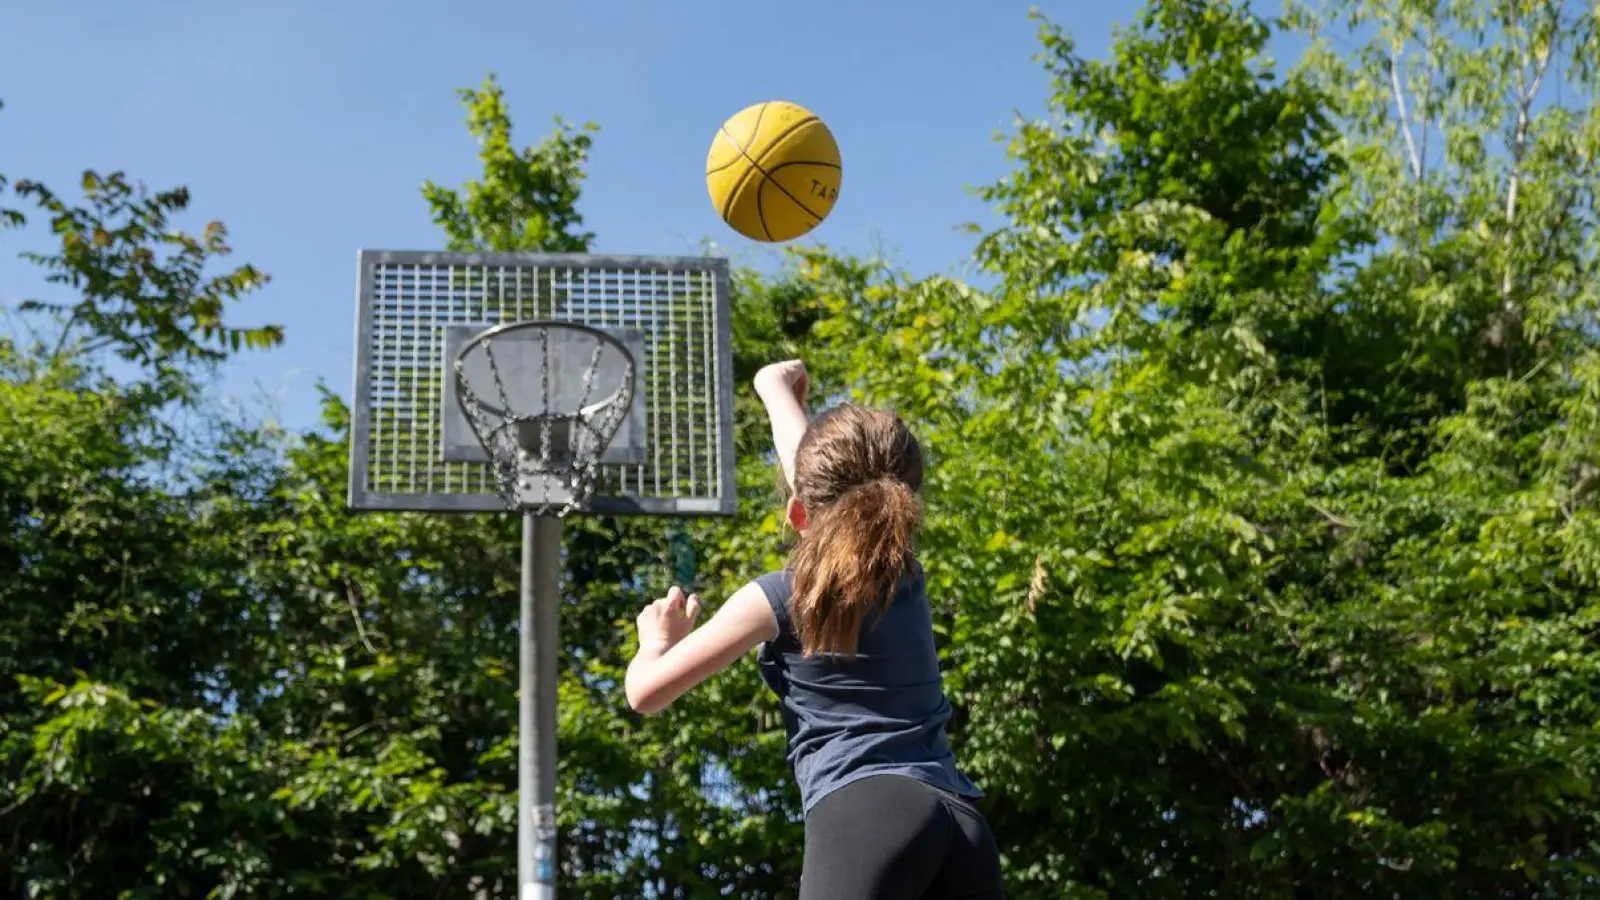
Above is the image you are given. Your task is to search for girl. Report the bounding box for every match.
[624,359,1005,899]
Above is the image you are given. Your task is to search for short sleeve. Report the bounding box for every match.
[753,569,797,646]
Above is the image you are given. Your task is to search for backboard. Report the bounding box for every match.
[348,250,737,515]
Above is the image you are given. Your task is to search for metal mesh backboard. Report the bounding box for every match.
[348,251,736,515]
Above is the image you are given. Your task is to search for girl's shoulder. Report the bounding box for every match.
[752,568,793,600]
[749,569,796,644]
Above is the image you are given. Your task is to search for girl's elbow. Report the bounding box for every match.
[625,678,667,715]
[629,694,667,715]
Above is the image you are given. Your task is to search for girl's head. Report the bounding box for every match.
[787,404,924,657]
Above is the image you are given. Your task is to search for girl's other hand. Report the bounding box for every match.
[636,586,702,655]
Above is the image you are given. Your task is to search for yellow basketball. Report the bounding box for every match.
[706,100,841,243]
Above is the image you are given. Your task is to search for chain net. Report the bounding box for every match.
[453,323,635,517]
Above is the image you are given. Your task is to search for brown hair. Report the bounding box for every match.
[788,404,924,657]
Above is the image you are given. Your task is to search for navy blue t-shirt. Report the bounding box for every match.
[754,562,982,816]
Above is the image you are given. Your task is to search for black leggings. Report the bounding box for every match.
[801,774,1005,900]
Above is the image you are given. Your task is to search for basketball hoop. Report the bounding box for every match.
[349,251,736,898]
[452,321,636,518]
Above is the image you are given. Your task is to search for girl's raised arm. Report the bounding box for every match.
[753,359,810,492]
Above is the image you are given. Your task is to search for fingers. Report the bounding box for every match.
[639,586,697,638]
[650,586,695,619]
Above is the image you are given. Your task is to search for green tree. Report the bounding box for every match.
[13,174,279,372]
[1,104,293,897]
[1,73,822,899]
[794,0,1598,896]
[11,5,1597,895]
[422,75,597,254]
[244,75,823,897]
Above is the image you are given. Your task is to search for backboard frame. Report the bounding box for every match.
[347,250,738,516]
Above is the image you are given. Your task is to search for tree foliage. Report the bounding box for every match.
[3,77,816,898]
[422,74,597,254]
[795,1,1600,895]
[4,3,1600,897]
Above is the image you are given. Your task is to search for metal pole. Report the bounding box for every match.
[520,514,563,899]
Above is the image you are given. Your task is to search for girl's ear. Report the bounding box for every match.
[786,496,809,531]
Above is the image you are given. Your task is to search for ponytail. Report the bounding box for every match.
[790,476,922,658]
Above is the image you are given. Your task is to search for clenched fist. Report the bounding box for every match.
[636,585,702,655]
[754,359,808,406]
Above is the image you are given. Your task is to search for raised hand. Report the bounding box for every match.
[754,359,808,406]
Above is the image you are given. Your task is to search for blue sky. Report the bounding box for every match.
[1,0,1269,433]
